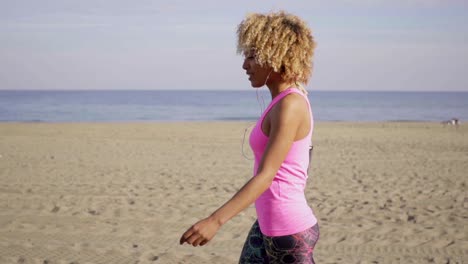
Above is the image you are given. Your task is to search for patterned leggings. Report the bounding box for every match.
[239,221,319,264]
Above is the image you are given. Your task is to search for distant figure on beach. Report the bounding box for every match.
[180,11,319,263]
[441,118,460,128]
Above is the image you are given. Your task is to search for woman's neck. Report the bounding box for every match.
[267,81,295,99]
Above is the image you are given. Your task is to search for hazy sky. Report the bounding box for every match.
[1,0,467,91]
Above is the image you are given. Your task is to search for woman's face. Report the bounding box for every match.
[242,50,273,88]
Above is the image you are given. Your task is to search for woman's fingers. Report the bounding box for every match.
[192,237,205,247]
[180,227,195,245]
[186,232,200,245]
[180,217,220,246]
[199,239,209,246]
[181,226,203,245]
[181,229,208,246]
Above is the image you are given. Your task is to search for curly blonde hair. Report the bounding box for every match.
[236,11,316,93]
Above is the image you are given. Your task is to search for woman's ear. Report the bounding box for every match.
[280,65,286,73]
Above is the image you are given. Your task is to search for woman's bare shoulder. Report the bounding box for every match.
[273,93,309,118]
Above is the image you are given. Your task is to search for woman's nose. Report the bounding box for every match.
[242,59,249,70]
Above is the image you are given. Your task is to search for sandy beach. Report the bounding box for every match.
[0,122,467,264]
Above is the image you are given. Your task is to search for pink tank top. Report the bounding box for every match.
[249,87,317,236]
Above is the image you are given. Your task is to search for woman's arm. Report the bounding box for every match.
[180,94,305,247]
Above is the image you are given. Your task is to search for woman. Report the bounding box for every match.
[180,11,319,263]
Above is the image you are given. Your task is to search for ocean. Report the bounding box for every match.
[1,90,467,123]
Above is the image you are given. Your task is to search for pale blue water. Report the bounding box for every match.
[1,90,467,122]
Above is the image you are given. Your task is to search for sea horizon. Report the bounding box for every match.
[1,90,467,123]
[1,89,467,92]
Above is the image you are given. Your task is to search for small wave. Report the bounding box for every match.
[216,116,258,121]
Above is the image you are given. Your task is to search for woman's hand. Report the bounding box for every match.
[179,216,221,247]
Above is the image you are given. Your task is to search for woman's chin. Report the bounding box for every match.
[250,81,263,88]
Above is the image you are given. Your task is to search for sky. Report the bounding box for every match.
[1,0,467,91]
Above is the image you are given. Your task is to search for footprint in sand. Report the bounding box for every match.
[51,205,60,213]
[88,209,100,215]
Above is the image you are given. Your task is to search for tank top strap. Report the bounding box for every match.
[260,88,295,122]
[290,89,313,126]
[286,88,313,137]
[288,88,312,113]
[259,87,311,126]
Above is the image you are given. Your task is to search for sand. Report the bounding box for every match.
[0,122,467,264]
